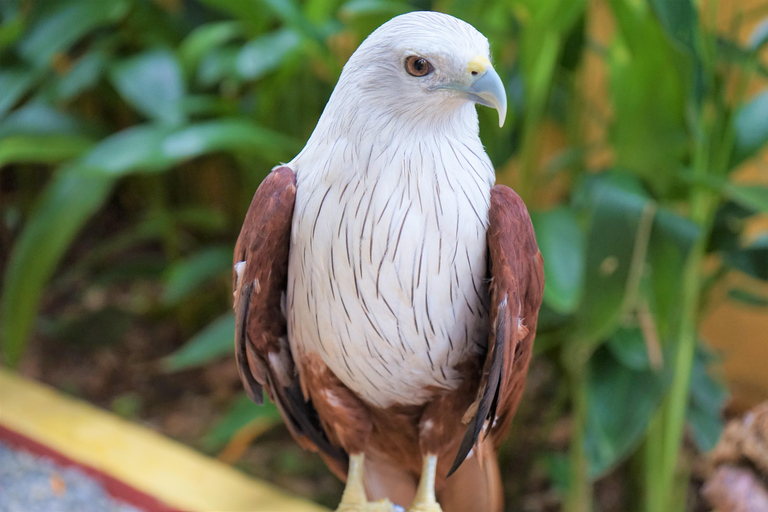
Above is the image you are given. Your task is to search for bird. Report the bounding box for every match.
[233,11,544,512]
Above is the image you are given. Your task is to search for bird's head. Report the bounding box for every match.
[333,11,507,130]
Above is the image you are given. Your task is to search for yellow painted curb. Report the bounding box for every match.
[0,369,328,512]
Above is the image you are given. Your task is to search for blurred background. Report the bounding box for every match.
[1,0,768,510]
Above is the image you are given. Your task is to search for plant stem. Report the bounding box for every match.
[565,344,593,512]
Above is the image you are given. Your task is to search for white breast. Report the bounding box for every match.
[286,135,494,408]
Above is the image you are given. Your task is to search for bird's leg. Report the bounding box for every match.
[336,453,396,512]
[407,454,443,512]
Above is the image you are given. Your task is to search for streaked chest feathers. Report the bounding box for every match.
[287,136,495,407]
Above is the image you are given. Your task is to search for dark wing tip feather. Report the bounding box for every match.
[448,299,508,477]
[234,281,264,405]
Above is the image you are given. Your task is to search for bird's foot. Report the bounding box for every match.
[406,455,443,512]
[336,453,397,512]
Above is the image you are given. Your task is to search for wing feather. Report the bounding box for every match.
[448,184,544,476]
[233,166,347,466]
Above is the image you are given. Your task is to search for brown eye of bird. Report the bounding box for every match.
[405,56,433,77]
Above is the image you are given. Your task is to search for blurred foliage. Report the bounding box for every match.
[2,0,768,510]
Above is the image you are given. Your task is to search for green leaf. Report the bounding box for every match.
[687,344,727,452]
[0,134,94,167]
[1,119,296,365]
[649,0,698,54]
[1,169,115,366]
[586,347,669,477]
[733,90,768,164]
[647,207,700,338]
[608,0,689,194]
[576,175,650,342]
[606,327,650,371]
[201,392,281,451]
[163,313,235,372]
[260,0,324,43]
[728,288,768,307]
[724,183,768,215]
[339,0,412,19]
[0,69,36,117]
[236,29,301,80]
[179,21,243,75]
[17,0,128,69]
[531,207,584,314]
[162,246,233,305]
[48,48,109,101]
[723,235,768,281]
[161,118,302,162]
[0,102,86,138]
[0,12,24,54]
[110,49,187,125]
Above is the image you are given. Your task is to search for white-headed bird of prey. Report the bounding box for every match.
[233,11,544,512]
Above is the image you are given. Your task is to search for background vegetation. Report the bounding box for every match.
[2,0,768,510]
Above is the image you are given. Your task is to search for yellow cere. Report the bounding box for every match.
[467,55,492,75]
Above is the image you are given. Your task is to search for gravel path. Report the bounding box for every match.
[0,442,145,512]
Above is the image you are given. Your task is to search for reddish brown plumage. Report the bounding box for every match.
[233,168,544,511]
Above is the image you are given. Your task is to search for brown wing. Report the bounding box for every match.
[233,166,347,467]
[448,184,544,475]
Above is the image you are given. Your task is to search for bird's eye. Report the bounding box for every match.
[405,56,434,77]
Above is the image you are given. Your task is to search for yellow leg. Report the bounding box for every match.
[407,455,443,512]
[337,453,396,512]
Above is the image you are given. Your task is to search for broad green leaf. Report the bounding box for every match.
[733,90,768,164]
[687,344,727,452]
[236,29,301,80]
[160,118,301,162]
[179,21,243,75]
[608,0,689,195]
[647,207,700,338]
[723,235,768,281]
[339,0,412,19]
[195,0,271,32]
[110,49,187,125]
[531,207,584,314]
[201,392,281,451]
[79,125,178,175]
[586,347,669,477]
[708,201,753,253]
[17,0,128,69]
[1,169,115,366]
[649,0,698,54]
[750,17,768,51]
[260,0,324,43]
[0,69,36,117]
[163,313,235,371]
[0,12,24,53]
[162,246,233,305]
[576,175,649,343]
[0,134,94,167]
[0,102,85,138]
[606,327,650,371]
[47,48,109,101]
[724,183,768,215]
[1,119,298,365]
[728,288,768,307]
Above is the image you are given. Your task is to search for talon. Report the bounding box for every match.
[406,455,443,512]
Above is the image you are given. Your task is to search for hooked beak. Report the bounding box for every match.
[438,55,507,127]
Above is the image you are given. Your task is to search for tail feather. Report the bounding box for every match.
[437,440,502,512]
[363,455,418,509]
